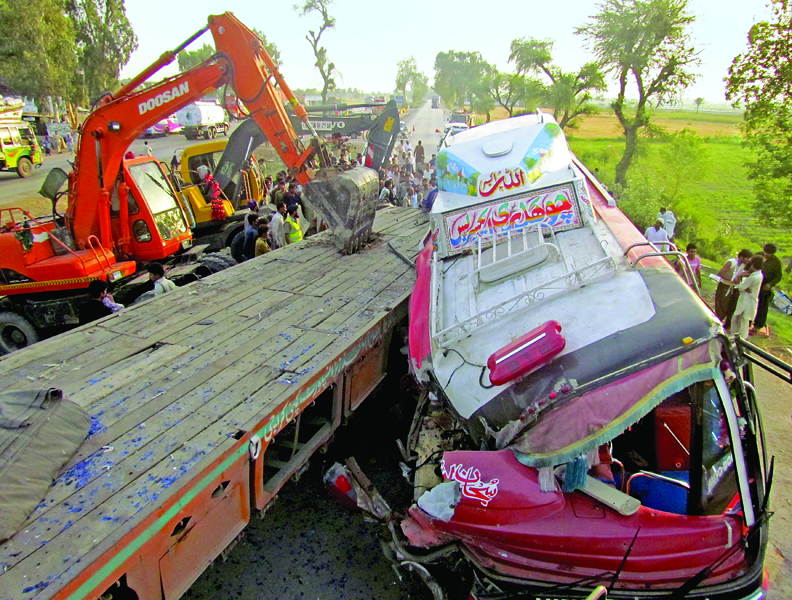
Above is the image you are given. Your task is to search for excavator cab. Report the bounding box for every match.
[112,156,192,261]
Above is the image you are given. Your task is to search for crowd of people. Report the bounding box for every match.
[42,131,74,156]
[645,208,784,339]
[714,243,782,339]
[376,139,438,211]
[77,131,439,326]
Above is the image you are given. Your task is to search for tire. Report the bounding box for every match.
[222,124,229,137]
[16,157,33,178]
[0,311,38,354]
[209,127,216,139]
[197,254,236,275]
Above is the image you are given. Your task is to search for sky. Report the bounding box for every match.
[120,0,772,104]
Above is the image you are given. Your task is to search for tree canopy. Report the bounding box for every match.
[576,0,700,187]
[726,0,792,227]
[509,37,605,129]
[433,51,488,109]
[0,0,78,107]
[177,43,215,72]
[0,0,138,112]
[295,0,336,103]
[395,56,429,104]
[66,0,137,104]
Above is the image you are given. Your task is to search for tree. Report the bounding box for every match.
[726,0,792,227]
[433,51,488,109]
[482,68,525,117]
[177,43,214,72]
[576,0,700,187]
[694,96,704,111]
[294,0,336,103]
[509,37,605,129]
[395,56,417,100]
[410,72,429,104]
[395,56,429,105]
[0,0,77,108]
[251,28,281,67]
[65,0,137,104]
[658,128,710,200]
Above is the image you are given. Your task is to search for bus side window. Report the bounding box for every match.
[0,127,11,147]
[697,383,738,515]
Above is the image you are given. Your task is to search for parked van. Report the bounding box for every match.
[0,122,42,178]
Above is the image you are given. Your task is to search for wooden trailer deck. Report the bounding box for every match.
[0,207,429,600]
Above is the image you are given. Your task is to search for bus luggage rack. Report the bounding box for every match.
[431,243,617,348]
[623,242,700,295]
[473,223,561,286]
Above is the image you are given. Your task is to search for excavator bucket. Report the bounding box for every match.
[302,166,379,254]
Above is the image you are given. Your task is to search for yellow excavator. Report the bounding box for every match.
[168,139,265,252]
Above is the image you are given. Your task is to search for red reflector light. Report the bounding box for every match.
[487,321,565,386]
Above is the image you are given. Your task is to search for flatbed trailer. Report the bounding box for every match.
[0,207,428,600]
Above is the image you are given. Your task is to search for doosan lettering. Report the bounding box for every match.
[138,82,190,115]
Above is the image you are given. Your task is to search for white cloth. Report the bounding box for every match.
[146,145,153,157]
[734,270,763,318]
[657,210,676,238]
[732,311,751,339]
[409,193,419,209]
[732,262,746,283]
[722,257,739,280]
[154,277,177,296]
[270,212,286,249]
[645,226,671,251]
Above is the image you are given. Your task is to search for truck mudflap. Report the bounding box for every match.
[302,166,379,254]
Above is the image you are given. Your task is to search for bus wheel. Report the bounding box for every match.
[0,312,38,354]
[16,157,33,178]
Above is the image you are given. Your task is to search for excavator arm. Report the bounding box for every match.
[69,12,318,249]
[70,61,228,246]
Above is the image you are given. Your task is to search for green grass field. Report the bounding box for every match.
[568,136,792,254]
[569,128,792,353]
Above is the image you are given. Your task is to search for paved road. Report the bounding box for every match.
[402,100,447,162]
[0,130,230,206]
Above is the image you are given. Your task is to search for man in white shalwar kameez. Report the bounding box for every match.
[731,255,765,339]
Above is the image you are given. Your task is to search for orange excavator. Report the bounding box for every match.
[0,13,380,353]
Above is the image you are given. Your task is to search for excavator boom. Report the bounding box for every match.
[70,13,319,250]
